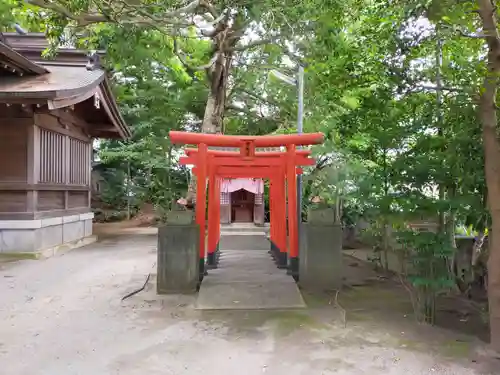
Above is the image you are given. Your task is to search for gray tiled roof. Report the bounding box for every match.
[0,65,104,95]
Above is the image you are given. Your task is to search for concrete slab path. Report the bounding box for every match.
[196,249,306,310]
[197,225,305,310]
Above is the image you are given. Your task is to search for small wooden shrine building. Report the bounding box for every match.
[0,32,130,254]
[220,177,264,225]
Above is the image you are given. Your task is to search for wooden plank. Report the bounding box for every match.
[50,108,90,130]
[28,124,40,184]
[25,121,37,212]
[34,113,90,142]
[26,191,37,212]
[0,118,28,182]
[0,104,34,119]
[38,191,65,211]
[64,133,70,184]
[0,191,27,212]
[0,183,89,191]
[68,191,89,208]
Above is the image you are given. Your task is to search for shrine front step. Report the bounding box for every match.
[219,233,269,251]
[220,223,267,235]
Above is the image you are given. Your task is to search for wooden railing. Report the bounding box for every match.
[39,128,64,184]
[38,128,90,185]
[69,137,90,185]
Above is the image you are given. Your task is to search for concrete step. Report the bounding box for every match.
[221,223,268,233]
[219,234,270,251]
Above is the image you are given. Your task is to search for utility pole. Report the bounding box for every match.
[297,65,304,230]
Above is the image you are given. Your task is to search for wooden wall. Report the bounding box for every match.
[0,105,30,216]
[0,104,92,219]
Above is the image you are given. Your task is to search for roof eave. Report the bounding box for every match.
[99,75,131,139]
[0,41,48,75]
[0,70,105,102]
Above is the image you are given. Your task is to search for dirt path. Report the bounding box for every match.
[0,231,495,375]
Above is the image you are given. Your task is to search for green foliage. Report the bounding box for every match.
[97,167,130,210]
[396,230,455,323]
[0,0,17,30]
[296,1,490,302]
[90,25,200,213]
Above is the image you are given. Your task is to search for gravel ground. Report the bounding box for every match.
[0,231,495,375]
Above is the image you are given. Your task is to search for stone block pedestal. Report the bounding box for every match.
[299,222,343,291]
[157,224,200,294]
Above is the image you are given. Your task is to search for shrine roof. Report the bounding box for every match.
[0,39,48,77]
[0,33,130,139]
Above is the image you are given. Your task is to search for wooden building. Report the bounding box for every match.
[0,33,130,254]
[189,147,267,226]
[219,178,265,225]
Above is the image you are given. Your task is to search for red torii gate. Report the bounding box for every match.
[183,148,312,268]
[170,131,324,279]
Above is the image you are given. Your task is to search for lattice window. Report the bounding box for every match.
[39,128,64,184]
[69,137,90,185]
[220,192,230,205]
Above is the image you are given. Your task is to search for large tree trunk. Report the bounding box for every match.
[201,34,232,134]
[483,113,500,352]
[478,0,500,352]
[200,83,226,133]
[186,43,232,202]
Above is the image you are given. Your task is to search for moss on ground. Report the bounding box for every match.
[0,253,39,262]
[270,311,327,336]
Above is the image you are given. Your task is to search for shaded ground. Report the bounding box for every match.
[0,227,497,374]
[342,249,490,342]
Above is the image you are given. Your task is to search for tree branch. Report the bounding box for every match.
[478,0,500,52]
[226,103,256,116]
[441,24,487,39]
[26,0,203,28]
[26,0,106,25]
[124,0,201,19]
[196,52,219,70]
[226,103,281,121]
[236,88,292,114]
[456,30,486,39]
[226,37,276,52]
[199,0,220,19]
[173,36,218,75]
[200,12,225,27]
[414,84,467,93]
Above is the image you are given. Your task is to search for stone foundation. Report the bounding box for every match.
[0,212,94,254]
